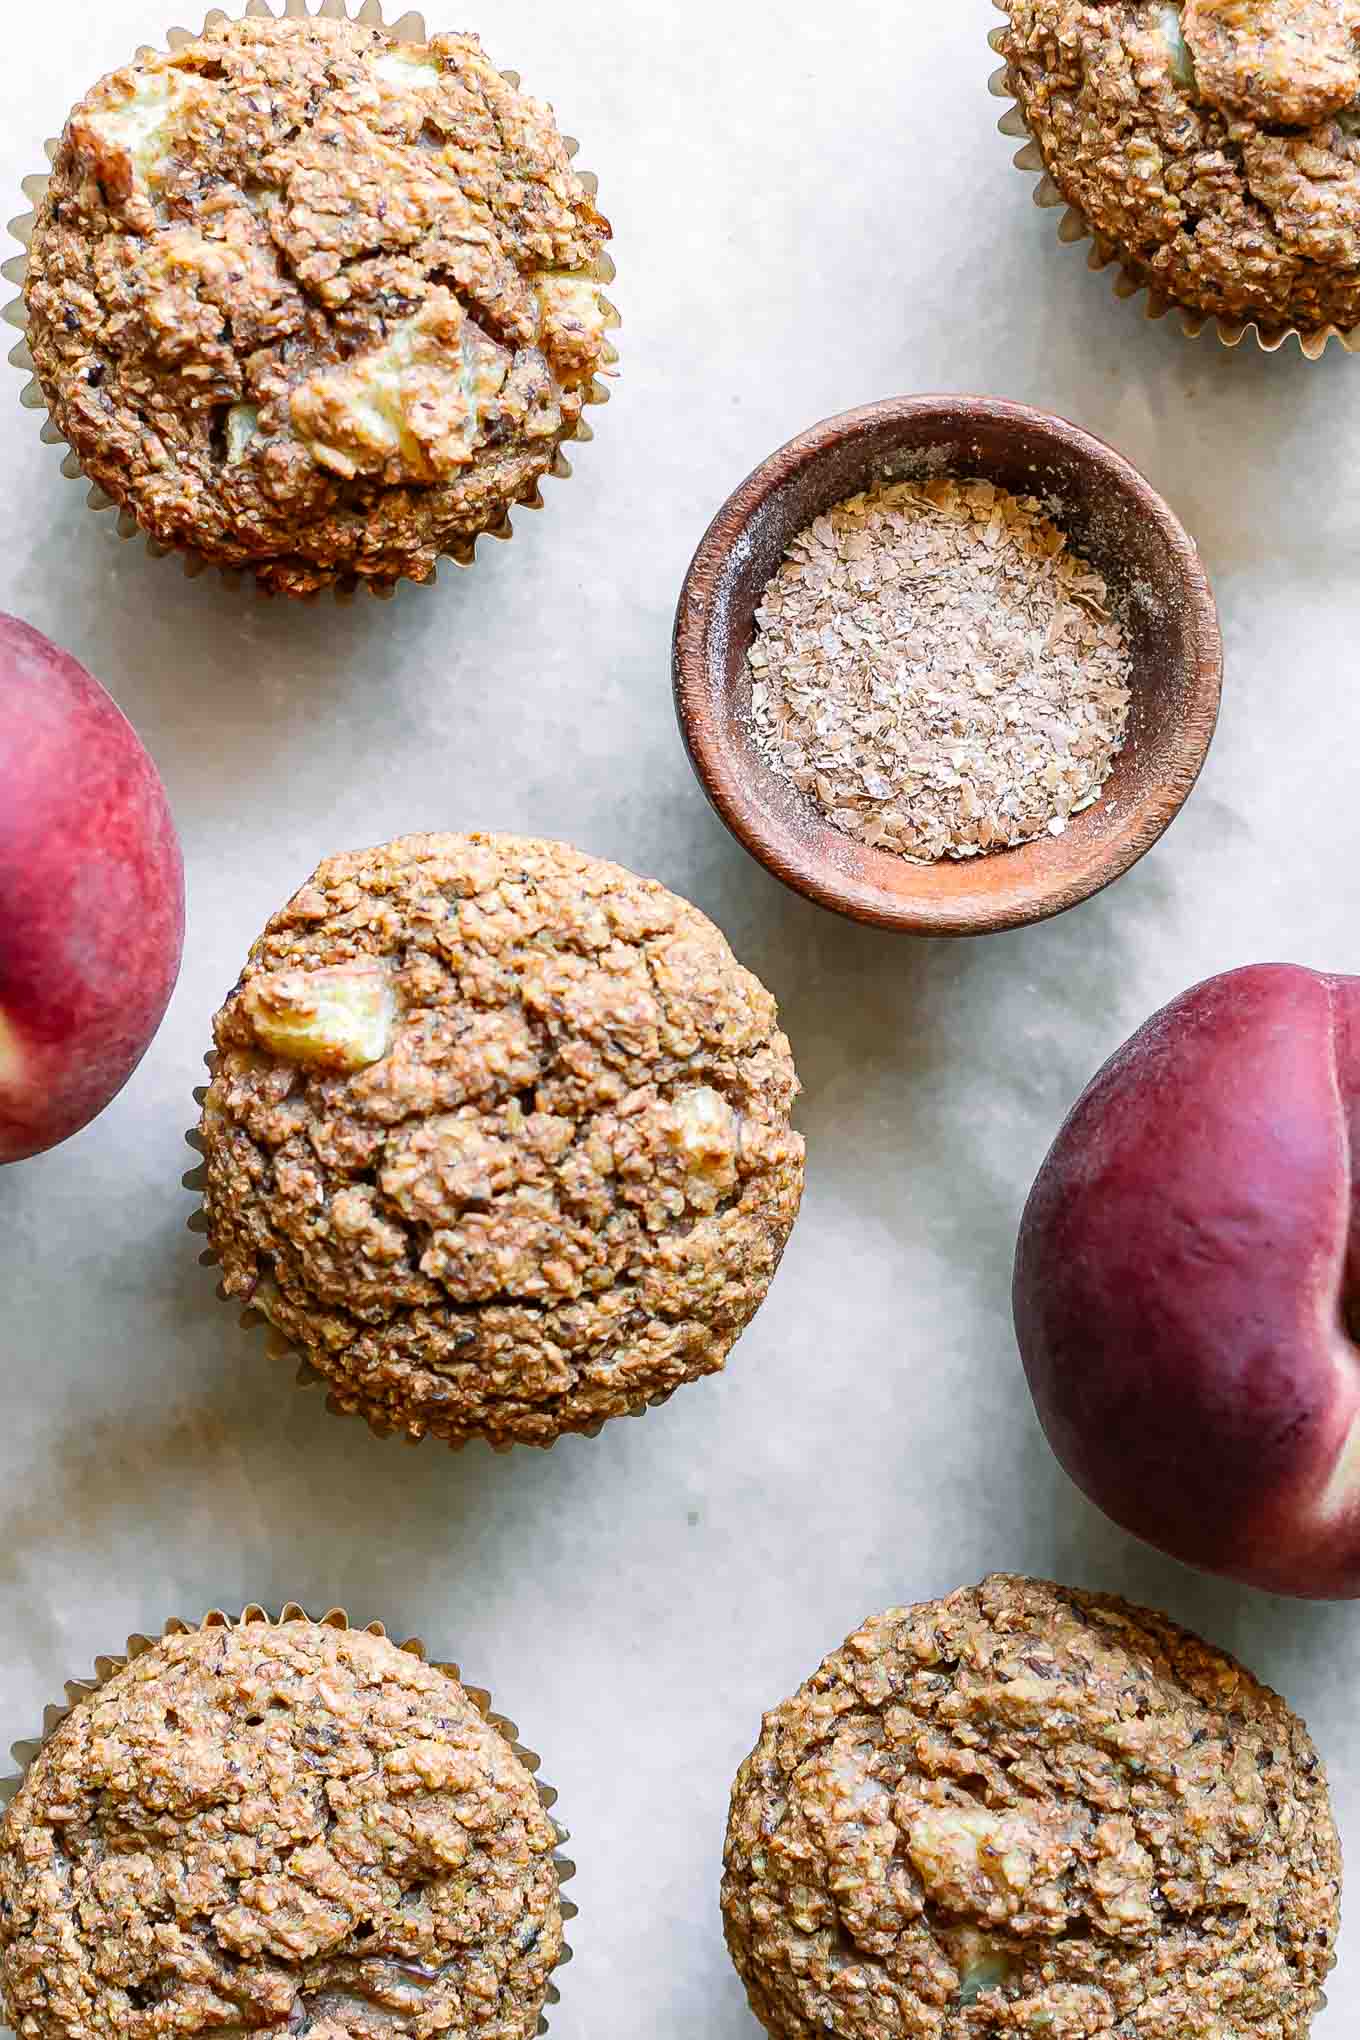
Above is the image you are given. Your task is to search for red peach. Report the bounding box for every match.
[0,615,184,1163]
[1014,963,1360,1599]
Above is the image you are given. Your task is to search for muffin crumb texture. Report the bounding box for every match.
[25,17,613,592]
[199,834,805,1448]
[0,1620,562,2040]
[1003,0,1360,333]
[723,1575,1341,2039]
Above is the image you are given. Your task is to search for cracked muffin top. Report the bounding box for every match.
[24,16,613,594]
[0,1619,563,2040]
[1001,0,1360,334]
[723,1575,1341,2040]
[199,834,805,1449]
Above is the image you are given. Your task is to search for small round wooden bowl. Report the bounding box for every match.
[673,396,1223,936]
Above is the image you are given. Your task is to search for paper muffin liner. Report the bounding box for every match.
[4,0,620,601]
[987,5,1360,360]
[0,1602,577,2038]
[184,1057,681,1452]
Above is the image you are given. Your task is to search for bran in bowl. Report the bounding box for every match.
[197,833,806,1448]
[22,14,614,593]
[748,475,1132,864]
[723,1574,1341,2039]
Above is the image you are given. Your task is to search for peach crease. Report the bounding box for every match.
[4,0,620,600]
[1321,1354,1360,1517]
[0,1008,24,1091]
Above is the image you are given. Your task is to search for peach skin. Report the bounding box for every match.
[0,616,184,1163]
[1014,963,1360,1598]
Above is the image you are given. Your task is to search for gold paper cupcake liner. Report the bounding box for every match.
[4,0,620,600]
[184,1056,680,1452]
[987,5,1360,360]
[0,1603,577,2037]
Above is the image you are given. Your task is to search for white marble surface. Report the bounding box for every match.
[2,0,1359,2032]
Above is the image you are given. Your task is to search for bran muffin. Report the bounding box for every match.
[0,1616,565,2040]
[999,0,1360,337]
[723,1575,1341,2040]
[23,16,613,594]
[197,833,805,1448]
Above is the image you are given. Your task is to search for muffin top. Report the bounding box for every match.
[723,1575,1341,2040]
[25,17,612,593]
[199,834,805,1448]
[0,1619,562,2040]
[1002,0,1360,333]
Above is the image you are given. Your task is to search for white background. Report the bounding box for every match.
[1,1,1357,2032]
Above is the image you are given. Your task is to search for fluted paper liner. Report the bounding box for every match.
[4,0,620,600]
[0,1603,577,2039]
[185,1056,680,1451]
[987,4,1360,360]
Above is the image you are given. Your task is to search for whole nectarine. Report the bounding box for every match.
[0,616,184,1163]
[1014,964,1360,1598]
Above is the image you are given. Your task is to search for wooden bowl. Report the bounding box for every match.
[673,396,1222,936]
